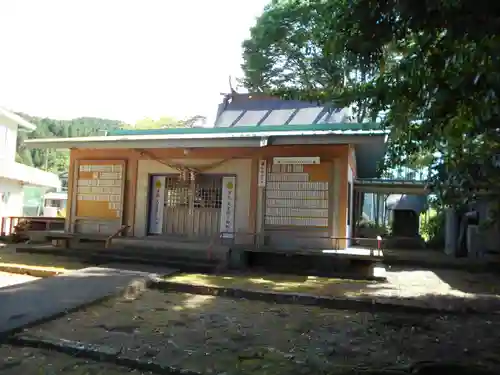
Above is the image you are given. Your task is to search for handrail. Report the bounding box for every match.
[1,216,65,220]
[206,231,387,258]
[1,216,65,236]
[207,231,259,260]
[185,231,418,259]
[105,225,130,248]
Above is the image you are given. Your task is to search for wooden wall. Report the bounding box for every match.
[68,145,351,240]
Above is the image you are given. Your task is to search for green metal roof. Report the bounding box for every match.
[109,122,383,136]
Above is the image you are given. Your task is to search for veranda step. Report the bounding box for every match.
[15,245,221,268]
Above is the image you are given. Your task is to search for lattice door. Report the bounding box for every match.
[163,175,222,237]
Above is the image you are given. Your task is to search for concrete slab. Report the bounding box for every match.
[101,263,180,275]
[0,266,177,335]
[322,247,384,258]
[0,271,37,288]
[246,246,384,260]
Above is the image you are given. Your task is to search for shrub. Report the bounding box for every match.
[421,210,445,248]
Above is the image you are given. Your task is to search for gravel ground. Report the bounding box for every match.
[23,289,500,375]
[0,271,38,288]
[0,345,151,374]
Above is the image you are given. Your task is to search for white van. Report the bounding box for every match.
[40,191,68,217]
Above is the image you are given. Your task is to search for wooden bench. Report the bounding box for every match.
[30,225,130,249]
[45,231,75,248]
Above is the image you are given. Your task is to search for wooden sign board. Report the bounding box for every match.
[264,161,330,228]
[258,159,267,187]
[75,160,126,220]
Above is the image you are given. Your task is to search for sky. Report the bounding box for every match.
[0,0,268,124]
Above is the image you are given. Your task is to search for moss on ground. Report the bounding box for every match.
[164,273,377,298]
[0,245,89,274]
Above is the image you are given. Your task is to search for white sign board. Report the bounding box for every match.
[220,176,236,238]
[149,176,165,234]
[273,157,320,165]
[258,160,267,187]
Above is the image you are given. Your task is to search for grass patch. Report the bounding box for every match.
[0,263,65,277]
[164,273,378,298]
[0,245,88,274]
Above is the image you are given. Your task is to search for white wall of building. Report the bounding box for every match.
[0,179,23,233]
[0,111,61,189]
[0,120,23,231]
[0,110,61,225]
[0,121,18,163]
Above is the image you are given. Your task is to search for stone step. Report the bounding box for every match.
[16,245,221,272]
[109,238,230,262]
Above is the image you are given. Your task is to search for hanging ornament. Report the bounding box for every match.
[178,169,188,182]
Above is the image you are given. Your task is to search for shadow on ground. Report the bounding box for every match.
[427,268,500,295]
[0,266,175,335]
[164,268,500,313]
[18,286,500,375]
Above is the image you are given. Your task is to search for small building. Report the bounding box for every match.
[25,95,388,250]
[0,107,61,230]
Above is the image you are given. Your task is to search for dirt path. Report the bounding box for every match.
[24,289,500,374]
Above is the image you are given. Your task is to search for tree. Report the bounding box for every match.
[240,0,382,122]
[182,115,207,128]
[16,113,208,174]
[244,0,500,207]
[132,115,207,129]
[133,116,181,129]
[16,115,125,173]
[334,0,500,206]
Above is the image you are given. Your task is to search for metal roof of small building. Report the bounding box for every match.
[24,94,388,178]
[108,122,383,136]
[25,123,387,179]
[213,93,355,128]
[386,194,428,213]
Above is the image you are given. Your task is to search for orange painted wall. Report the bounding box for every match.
[69,149,139,231]
[69,145,352,241]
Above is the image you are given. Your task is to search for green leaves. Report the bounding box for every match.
[243,0,500,207]
[240,0,369,117]
[16,115,125,173]
[337,0,500,204]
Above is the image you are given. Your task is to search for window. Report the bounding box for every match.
[194,187,222,208]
